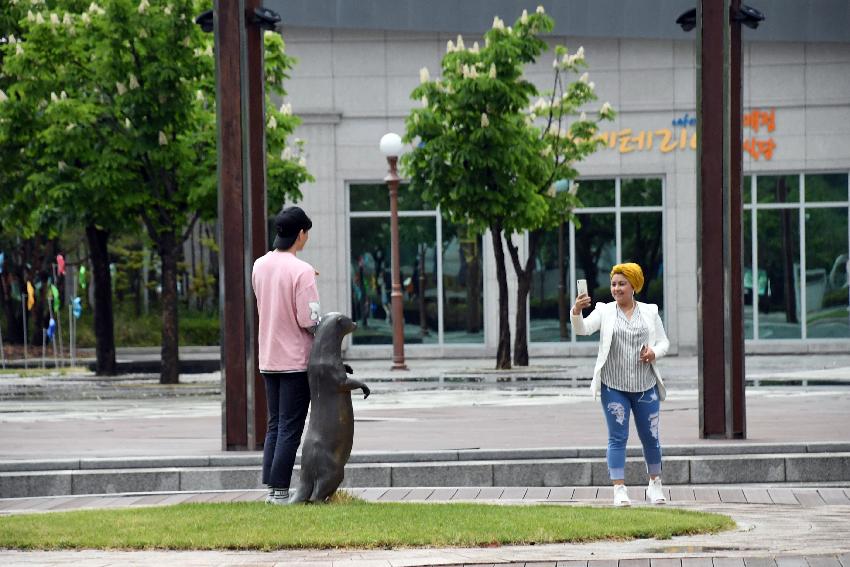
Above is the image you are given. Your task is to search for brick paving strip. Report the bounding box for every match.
[3,486,850,514]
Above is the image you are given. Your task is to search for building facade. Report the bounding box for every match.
[268,0,850,357]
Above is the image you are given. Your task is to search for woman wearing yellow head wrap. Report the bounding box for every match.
[570,262,670,508]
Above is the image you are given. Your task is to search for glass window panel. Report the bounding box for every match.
[350,217,438,345]
[805,208,849,338]
[743,175,752,205]
[621,178,662,207]
[350,183,429,212]
[805,173,848,203]
[743,210,754,339]
[621,212,664,314]
[756,175,799,205]
[351,217,391,344]
[441,221,484,343]
[577,179,615,208]
[530,225,571,342]
[399,218,439,343]
[757,209,801,339]
[574,213,616,342]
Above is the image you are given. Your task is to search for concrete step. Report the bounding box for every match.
[2,444,848,499]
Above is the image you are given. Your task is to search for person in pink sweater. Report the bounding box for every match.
[251,206,320,505]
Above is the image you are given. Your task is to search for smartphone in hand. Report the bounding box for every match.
[577,279,588,296]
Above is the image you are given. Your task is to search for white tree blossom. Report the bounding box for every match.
[158,131,168,145]
[419,66,430,84]
[481,113,489,127]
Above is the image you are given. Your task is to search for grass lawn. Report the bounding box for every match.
[0,500,735,551]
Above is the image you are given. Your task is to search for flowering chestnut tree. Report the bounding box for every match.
[402,6,614,368]
[0,0,311,381]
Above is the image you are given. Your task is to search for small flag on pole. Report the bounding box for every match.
[26,281,35,311]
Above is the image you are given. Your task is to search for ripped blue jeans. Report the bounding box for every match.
[601,384,662,480]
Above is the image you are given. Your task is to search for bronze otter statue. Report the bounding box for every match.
[290,312,370,503]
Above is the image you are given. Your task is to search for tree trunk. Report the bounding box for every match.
[0,272,23,344]
[490,223,511,369]
[777,177,798,324]
[507,230,543,367]
[85,225,117,375]
[514,270,533,366]
[158,231,180,384]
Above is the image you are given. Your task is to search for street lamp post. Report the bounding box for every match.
[379,133,408,371]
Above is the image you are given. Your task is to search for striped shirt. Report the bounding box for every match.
[600,304,657,392]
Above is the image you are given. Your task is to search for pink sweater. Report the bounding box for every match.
[251,251,320,372]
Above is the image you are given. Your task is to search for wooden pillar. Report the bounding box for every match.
[696,0,746,438]
[214,0,268,450]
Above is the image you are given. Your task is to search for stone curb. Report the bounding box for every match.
[2,452,849,498]
[2,442,849,473]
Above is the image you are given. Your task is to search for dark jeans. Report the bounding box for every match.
[262,372,310,489]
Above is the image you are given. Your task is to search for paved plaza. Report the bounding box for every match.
[1,351,849,566]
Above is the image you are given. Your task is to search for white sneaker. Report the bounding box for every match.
[613,484,631,507]
[647,478,666,504]
[265,488,290,505]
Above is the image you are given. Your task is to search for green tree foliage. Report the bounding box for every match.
[0,0,311,381]
[402,6,614,367]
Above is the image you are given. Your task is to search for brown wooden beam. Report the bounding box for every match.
[215,0,268,450]
[729,0,747,438]
[245,0,268,450]
[696,0,746,439]
[215,0,248,450]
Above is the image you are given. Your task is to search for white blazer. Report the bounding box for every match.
[571,301,670,401]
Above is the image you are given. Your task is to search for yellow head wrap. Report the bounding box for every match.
[610,262,645,293]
